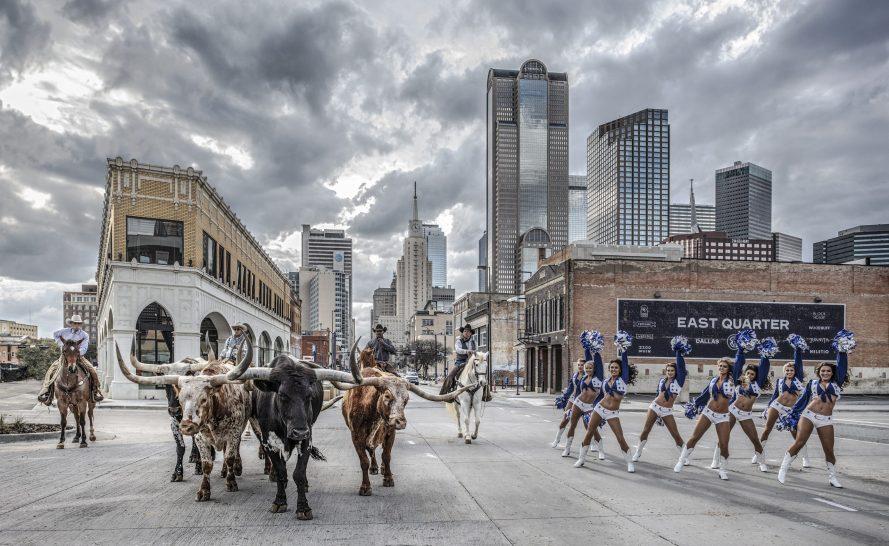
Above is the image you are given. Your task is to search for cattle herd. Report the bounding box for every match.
[111,337,469,520]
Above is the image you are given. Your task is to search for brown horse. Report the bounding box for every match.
[55,339,95,448]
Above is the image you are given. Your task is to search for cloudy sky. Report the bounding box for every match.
[1,0,887,338]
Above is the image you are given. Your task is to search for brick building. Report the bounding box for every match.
[523,243,889,394]
[0,320,38,338]
[95,158,292,399]
[63,284,98,345]
[299,331,330,366]
[453,292,525,383]
[664,231,774,261]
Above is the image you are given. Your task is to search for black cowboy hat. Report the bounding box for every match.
[373,323,387,333]
[458,324,474,334]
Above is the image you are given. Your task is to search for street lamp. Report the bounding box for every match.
[507,294,525,395]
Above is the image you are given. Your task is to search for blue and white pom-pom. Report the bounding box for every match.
[670,335,692,356]
[736,329,758,352]
[613,330,633,352]
[683,402,700,420]
[554,395,567,410]
[786,333,809,353]
[777,414,799,432]
[832,329,857,353]
[581,330,605,353]
[757,337,779,359]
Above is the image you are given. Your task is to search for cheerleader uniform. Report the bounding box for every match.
[575,350,631,470]
[673,372,735,477]
[715,353,770,471]
[760,342,810,467]
[551,371,584,448]
[561,361,603,457]
[633,350,688,462]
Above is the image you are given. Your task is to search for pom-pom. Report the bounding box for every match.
[580,330,604,353]
[777,414,798,432]
[735,329,758,352]
[613,330,633,352]
[555,395,567,410]
[670,335,692,356]
[786,333,809,353]
[757,337,779,358]
[832,329,856,353]
[683,402,699,420]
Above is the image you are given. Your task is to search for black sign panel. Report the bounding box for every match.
[617,299,845,359]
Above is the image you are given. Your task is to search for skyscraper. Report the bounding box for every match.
[669,180,715,236]
[396,183,433,321]
[423,223,447,288]
[715,161,772,240]
[813,224,889,265]
[587,108,670,246]
[478,231,487,292]
[568,174,587,243]
[371,274,397,328]
[300,224,353,349]
[487,59,569,294]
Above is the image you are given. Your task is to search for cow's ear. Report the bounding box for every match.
[252,379,279,392]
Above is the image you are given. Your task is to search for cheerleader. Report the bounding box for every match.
[758,334,811,468]
[777,329,854,488]
[550,358,585,448]
[632,336,690,463]
[714,337,774,472]
[674,329,757,480]
[560,331,604,458]
[575,331,637,473]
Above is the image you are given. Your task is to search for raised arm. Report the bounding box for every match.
[620,351,630,384]
[381,338,397,355]
[757,356,771,388]
[732,348,745,383]
[675,351,688,387]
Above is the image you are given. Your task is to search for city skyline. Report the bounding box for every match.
[1,1,888,338]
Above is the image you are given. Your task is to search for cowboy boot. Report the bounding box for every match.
[756,451,768,472]
[710,445,720,469]
[632,440,646,462]
[38,384,54,406]
[827,462,843,488]
[551,427,566,448]
[674,446,693,473]
[573,444,589,468]
[625,449,635,473]
[801,445,812,469]
[596,439,605,460]
[561,436,573,457]
[718,456,729,480]
[778,452,795,484]
[756,440,768,464]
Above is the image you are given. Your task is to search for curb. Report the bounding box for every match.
[0,427,71,444]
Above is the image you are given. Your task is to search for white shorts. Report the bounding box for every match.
[702,407,730,425]
[769,400,793,417]
[649,401,673,418]
[802,409,834,429]
[573,398,596,413]
[594,403,620,421]
[729,403,753,422]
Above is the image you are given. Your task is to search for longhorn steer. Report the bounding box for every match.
[116,340,253,501]
[235,354,360,519]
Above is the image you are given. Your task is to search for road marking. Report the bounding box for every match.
[407,440,416,445]
[425,452,438,459]
[543,419,553,423]
[524,414,532,418]
[835,418,889,428]
[813,497,857,512]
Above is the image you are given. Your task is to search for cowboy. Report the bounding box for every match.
[439,324,489,399]
[220,323,248,362]
[37,315,103,405]
[366,323,399,375]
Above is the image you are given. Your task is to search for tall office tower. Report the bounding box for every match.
[669,179,716,236]
[301,224,353,347]
[813,224,889,265]
[478,231,487,292]
[568,174,588,243]
[772,232,803,262]
[487,59,569,294]
[715,161,772,240]
[371,274,397,328]
[423,223,447,288]
[396,184,433,321]
[587,108,670,246]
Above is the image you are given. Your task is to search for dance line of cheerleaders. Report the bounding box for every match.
[550,328,855,488]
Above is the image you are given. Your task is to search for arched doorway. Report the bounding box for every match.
[136,302,174,365]
[259,331,272,366]
[274,336,284,358]
[200,312,231,359]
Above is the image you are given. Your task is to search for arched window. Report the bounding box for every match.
[137,303,174,365]
[274,336,284,357]
[259,332,272,366]
[200,317,219,359]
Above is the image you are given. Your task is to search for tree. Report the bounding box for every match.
[17,338,59,380]
[407,339,445,379]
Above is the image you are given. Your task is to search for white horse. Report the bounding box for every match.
[446,352,489,444]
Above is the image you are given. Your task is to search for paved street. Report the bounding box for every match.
[1,383,888,545]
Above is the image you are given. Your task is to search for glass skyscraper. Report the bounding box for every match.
[568,175,587,243]
[486,59,569,294]
[422,223,447,288]
[715,161,772,240]
[814,224,889,265]
[587,108,670,246]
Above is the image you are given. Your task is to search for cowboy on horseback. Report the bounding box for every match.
[365,323,399,375]
[220,323,248,362]
[440,325,492,401]
[37,315,103,405]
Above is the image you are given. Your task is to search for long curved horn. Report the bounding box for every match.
[313,368,363,384]
[330,381,359,391]
[407,382,472,402]
[225,341,253,381]
[129,335,165,373]
[320,394,344,412]
[348,336,362,384]
[205,331,216,362]
[116,342,180,386]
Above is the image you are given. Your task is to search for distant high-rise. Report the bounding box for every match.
[423,223,447,288]
[396,184,432,321]
[568,175,587,243]
[487,59,569,294]
[301,225,352,349]
[772,232,803,262]
[813,224,889,265]
[715,161,772,240]
[371,274,397,328]
[587,108,670,246]
[478,231,487,292]
[669,179,715,236]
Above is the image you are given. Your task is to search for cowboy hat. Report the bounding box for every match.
[232,323,246,331]
[458,324,474,334]
[373,323,387,333]
[66,315,84,325]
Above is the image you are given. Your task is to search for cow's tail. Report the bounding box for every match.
[309,445,326,461]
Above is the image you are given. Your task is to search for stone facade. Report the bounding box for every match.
[0,320,38,338]
[453,292,525,379]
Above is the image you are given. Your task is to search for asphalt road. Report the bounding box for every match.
[0,385,887,545]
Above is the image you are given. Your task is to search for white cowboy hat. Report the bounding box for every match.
[232,323,246,331]
[66,315,84,325]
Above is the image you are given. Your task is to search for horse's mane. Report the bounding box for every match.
[358,347,376,369]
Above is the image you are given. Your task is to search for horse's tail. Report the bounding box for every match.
[445,398,459,421]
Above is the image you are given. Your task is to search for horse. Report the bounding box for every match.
[446,352,489,444]
[55,339,95,448]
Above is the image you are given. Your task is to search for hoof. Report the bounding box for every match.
[382,477,394,487]
[464,438,471,444]
[269,473,276,482]
[369,467,379,475]
[296,510,313,521]
[89,434,96,442]
[234,465,242,477]
[195,490,210,502]
[171,473,184,482]
[359,485,372,496]
[270,503,288,513]
[56,443,64,449]
[471,434,478,440]
[226,481,238,492]
[457,433,463,438]
[79,442,88,448]
[194,467,202,476]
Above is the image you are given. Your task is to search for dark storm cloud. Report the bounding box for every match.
[0,0,50,84]
[398,52,485,125]
[61,0,123,24]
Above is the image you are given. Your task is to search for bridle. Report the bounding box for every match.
[456,356,487,396]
